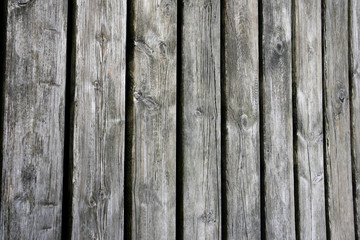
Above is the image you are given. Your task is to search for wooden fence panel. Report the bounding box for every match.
[70,0,127,239]
[323,0,355,239]
[130,1,177,239]
[223,0,260,239]
[182,1,221,239]
[261,0,295,239]
[0,1,68,239]
[350,0,360,237]
[293,0,326,239]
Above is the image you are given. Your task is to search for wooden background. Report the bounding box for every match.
[0,0,359,239]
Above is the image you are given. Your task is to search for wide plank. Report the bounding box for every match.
[70,0,127,239]
[130,0,177,239]
[261,0,296,239]
[293,0,326,239]
[182,1,221,239]
[0,1,67,239]
[224,0,260,239]
[323,0,355,239]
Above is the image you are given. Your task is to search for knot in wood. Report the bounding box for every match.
[200,210,216,223]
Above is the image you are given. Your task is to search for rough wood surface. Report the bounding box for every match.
[130,1,177,239]
[182,1,221,239]
[350,0,360,238]
[323,0,355,239]
[293,0,326,239]
[223,0,260,239]
[0,1,67,239]
[70,0,126,239]
[261,1,295,239]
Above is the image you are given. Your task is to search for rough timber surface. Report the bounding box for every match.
[293,0,326,239]
[323,0,355,239]
[224,0,260,239]
[130,0,177,239]
[0,1,68,239]
[261,0,296,239]
[70,0,127,239]
[182,1,222,239]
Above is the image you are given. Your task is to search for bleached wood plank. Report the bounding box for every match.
[261,0,296,238]
[0,1,68,239]
[224,0,260,239]
[71,0,127,239]
[293,0,326,239]
[182,1,221,239]
[130,1,177,239]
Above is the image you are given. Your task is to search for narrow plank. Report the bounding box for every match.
[350,0,360,238]
[293,0,326,239]
[261,0,295,239]
[130,1,177,239]
[223,0,260,239]
[71,0,127,239]
[0,1,67,239]
[323,0,355,239]
[182,1,221,239]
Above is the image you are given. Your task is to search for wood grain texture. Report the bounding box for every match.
[350,0,360,238]
[71,0,126,239]
[130,0,177,239]
[0,1,67,239]
[323,0,355,239]
[293,0,326,239]
[182,1,221,239]
[261,0,295,239]
[223,0,260,239]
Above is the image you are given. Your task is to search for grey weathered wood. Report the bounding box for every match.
[224,0,260,239]
[261,0,295,239]
[71,0,126,239]
[0,1,67,239]
[350,0,360,238]
[130,1,177,239]
[323,0,355,239]
[293,0,326,239]
[182,1,221,239]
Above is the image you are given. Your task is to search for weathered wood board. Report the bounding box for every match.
[182,1,221,239]
[323,0,355,239]
[223,0,260,239]
[130,0,177,239]
[0,1,68,239]
[350,0,360,238]
[261,0,295,239]
[293,0,326,239]
[70,0,127,239]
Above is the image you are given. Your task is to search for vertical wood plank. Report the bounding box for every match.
[0,1,67,239]
[223,0,260,239]
[293,0,327,239]
[130,1,177,239]
[261,0,296,239]
[71,0,127,239]
[323,0,355,239]
[350,0,360,237]
[182,1,221,239]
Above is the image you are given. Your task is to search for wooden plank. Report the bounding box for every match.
[223,0,260,239]
[293,0,326,239]
[70,0,126,239]
[130,1,177,239]
[182,1,221,239]
[350,0,360,238]
[323,0,355,239]
[261,1,295,239]
[0,1,67,239]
